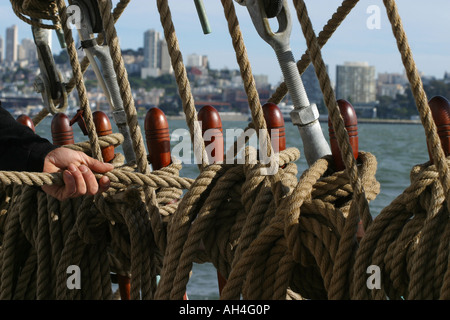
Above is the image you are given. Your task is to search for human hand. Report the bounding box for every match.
[42,147,114,201]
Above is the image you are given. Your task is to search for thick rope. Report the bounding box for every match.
[10,0,59,29]
[156,0,209,170]
[156,147,302,299]
[97,0,148,174]
[352,160,450,299]
[221,0,285,205]
[0,162,189,299]
[55,0,103,161]
[382,0,450,201]
[349,0,450,300]
[219,152,379,299]
[0,167,193,191]
[293,0,372,299]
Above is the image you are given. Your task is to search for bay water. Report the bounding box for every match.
[35,115,430,299]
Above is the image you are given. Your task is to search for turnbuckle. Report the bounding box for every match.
[242,0,331,165]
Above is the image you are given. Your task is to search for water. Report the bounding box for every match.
[35,116,430,299]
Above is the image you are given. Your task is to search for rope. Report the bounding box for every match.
[382,0,450,201]
[0,166,193,191]
[156,0,209,170]
[0,160,189,299]
[292,0,372,299]
[155,147,305,299]
[65,133,124,156]
[55,0,103,161]
[348,0,450,300]
[219,152,379,299]
[352,160,450,299]
[10,0,59,29]
[221,0,285,205]
[97,0,149,175]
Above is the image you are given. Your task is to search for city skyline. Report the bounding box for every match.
[0,0,449,86]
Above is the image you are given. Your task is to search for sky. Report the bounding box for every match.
[0,0,449,85]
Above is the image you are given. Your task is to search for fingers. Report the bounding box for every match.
[41,149,114,200]
[78,164,98,195]
[49,164,110,200]
[98,176,111,194]
[41,169,77,201]
[69,164,110,197]
[62,169,77,198]
[82,154,114,173]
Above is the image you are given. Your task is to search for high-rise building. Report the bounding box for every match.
[142,29,172,78]
[143,29,160,69]
[335,62,376,104]
[0,36,3,63]
[6,25,18,63]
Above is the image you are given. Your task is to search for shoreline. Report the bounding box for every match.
[318,117,421,125]
[166,113,422,125]
[166,113,250,122]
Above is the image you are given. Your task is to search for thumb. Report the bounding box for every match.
[82,154,114,173]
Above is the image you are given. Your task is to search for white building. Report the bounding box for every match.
[186,53,208,68]
[336,62,376,104]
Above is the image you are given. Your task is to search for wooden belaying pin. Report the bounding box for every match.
[262,102,286,152]
[328,99,359,171]
[144,107,172,170]
[93,111,115,163]
[51,113,74,146]
[16,114,36,133]
[197,105,224,164]
[197,105,227,296]
[427,95,450,163]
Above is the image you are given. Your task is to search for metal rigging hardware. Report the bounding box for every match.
[239,0,331,165]
[68,0,136,163]
[32,19,68,115]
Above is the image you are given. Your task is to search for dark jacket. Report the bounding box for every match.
[0,106,57,172]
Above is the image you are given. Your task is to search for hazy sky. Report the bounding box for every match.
[1,0,449,85]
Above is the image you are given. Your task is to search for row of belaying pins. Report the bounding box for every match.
[13,94,450,299]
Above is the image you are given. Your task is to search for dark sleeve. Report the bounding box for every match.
[0,106,58,172]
